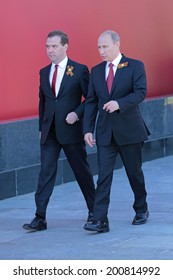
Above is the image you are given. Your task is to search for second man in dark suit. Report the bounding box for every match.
[83,30,150,233]
[23,30,95,231]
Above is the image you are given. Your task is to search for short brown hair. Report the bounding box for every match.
[47,30,69,45]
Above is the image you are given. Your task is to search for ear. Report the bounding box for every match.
[64,43,68,51]
[115,41,120,49]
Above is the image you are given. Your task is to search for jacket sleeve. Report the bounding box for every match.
[116,60,147,113]
[83,71,98,134]
[38,71,45,132]
[73,65,90,119]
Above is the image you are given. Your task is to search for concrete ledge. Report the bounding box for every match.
[0,96,173,200]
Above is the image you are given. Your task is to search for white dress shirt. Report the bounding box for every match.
[105,53,122,80]
[49,56,68,96]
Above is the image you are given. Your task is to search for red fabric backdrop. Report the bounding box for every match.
[0,0,173,121]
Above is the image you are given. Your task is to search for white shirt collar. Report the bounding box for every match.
[52,56,68,69]
[106,53,122,68]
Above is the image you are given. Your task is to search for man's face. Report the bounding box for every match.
[46,35,68,64]
[97,34,120,62]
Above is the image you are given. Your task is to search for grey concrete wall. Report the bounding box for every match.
[0,96,173,200]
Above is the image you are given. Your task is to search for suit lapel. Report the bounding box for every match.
[58,58,73,96]
[99,62,109,94]
[42,64,55,97]
[42,60,73,98]
[110,55,128,95]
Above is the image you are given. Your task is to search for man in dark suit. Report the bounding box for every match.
[23,30,95,231]
[83,30,150,233]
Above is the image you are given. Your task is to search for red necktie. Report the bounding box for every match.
[52,65,58,96]
[106,63,114,94]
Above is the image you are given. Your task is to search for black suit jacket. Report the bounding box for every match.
[83,55,150,146]
[39,58,89,144]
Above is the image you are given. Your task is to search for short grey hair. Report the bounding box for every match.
[100,30,120,43]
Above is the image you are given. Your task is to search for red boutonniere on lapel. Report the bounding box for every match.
[117,62,128,69]
[66,65,74,76]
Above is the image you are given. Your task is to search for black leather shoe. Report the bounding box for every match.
[87,212,94,222]
[23,217,47,231]
[132,211,149,225]
[84,220,109,233]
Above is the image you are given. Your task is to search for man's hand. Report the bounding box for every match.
[65,112,79,124]
[103,100,119,113]
[84,133,96,147]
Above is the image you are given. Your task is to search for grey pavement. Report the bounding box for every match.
[0,155,173,260]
